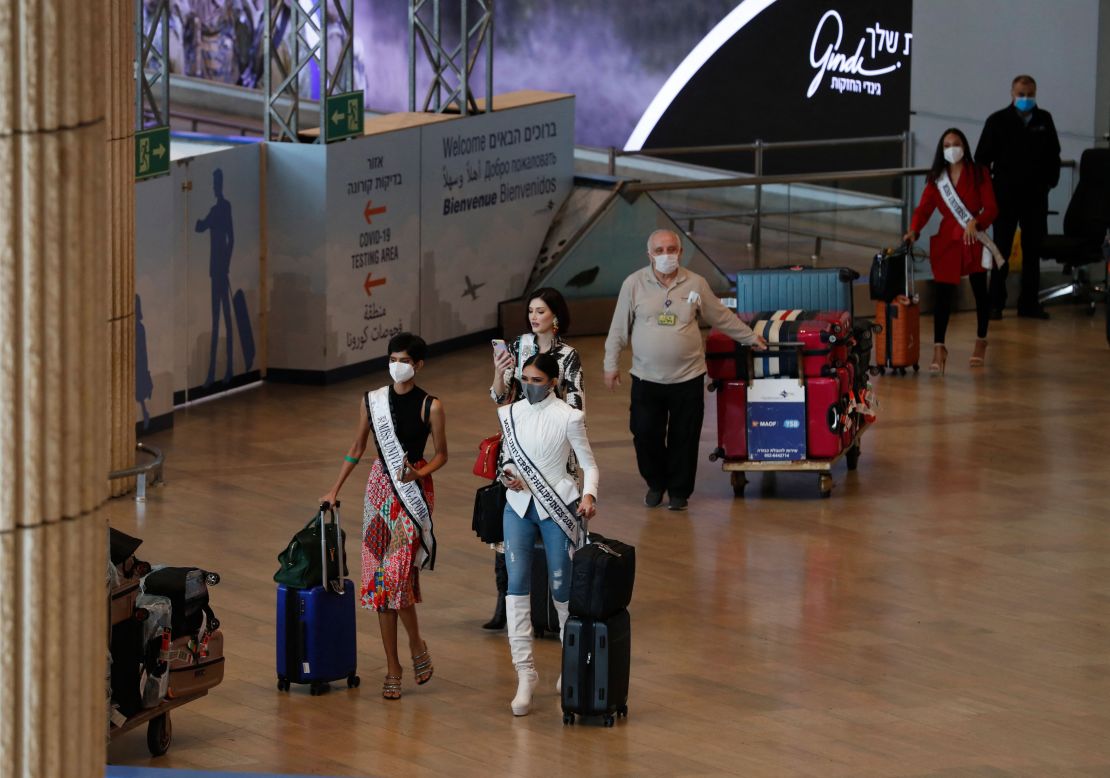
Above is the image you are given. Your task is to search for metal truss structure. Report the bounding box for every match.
[264,0,354,143]
[409,0,494,116]
[135,0,170,129]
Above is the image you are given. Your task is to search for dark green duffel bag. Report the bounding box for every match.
[274,503,348,590]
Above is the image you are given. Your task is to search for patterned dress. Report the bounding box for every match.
[490,335,584,411]
[361,387,435,612]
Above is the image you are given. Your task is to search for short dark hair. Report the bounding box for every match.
[523,352,560,381]
[387,332,427,361]
[526,287,571,336]
[1012,74,1036,88]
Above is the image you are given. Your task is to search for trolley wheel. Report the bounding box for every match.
[563,712,575,726]
[603,714,616,727]
[347,673,360,688]
[730,471,747,498]
[708,450,720,463]
[277,676,290,692]
[617,705,628,718]
[846,445,861,471]
[204,571,221,586]
[146,712,172,757]
[912,364,920,373]
[818,473,833,498]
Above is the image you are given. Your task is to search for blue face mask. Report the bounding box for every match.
[1015,96,1036,112]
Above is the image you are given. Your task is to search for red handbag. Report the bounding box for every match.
[472,433,502,479]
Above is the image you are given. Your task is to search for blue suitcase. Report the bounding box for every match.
[735,267,859,321]
[276,504,359,695]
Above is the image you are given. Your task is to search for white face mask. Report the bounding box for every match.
[389,361,415,383]
[653,252,680,274]
[943,146,964,165]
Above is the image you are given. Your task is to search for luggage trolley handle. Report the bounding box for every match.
[318,500,345,595]
[902,239,918,301]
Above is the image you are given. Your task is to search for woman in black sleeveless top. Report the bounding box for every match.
[322,333,448,700]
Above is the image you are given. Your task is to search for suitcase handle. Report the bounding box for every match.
[317,504,345,595]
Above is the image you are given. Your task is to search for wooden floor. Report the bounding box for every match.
[105,307,1110,777]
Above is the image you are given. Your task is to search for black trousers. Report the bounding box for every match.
[989,194,1048,312]
[933,272,990,343]
[630,374,705,499]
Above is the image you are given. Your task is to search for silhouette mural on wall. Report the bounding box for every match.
[195,167,236,386]
[135,294,153,429]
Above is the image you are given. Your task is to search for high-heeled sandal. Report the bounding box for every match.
[969,338,987,367]
[412,643,434,686]
[382,674,402,700]
[929,344,948,376]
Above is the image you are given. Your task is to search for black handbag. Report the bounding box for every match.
[472,481,506,544]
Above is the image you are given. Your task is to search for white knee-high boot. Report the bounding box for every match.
[505,594,538,716]
[554,599,570,694]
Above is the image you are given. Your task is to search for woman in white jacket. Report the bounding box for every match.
[497,352,598,716]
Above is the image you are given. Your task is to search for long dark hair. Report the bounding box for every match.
[525,287,571,337]
[927,127,980,185]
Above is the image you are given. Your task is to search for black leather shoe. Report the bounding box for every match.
[481,594,506,630]
[644,488,664,508]
[1017,307,1050,320]
[668,496,688,511]
[989,308,1003,321]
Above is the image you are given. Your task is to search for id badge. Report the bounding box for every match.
[657,313,677,326]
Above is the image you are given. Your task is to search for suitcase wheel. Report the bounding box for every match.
[603,714,616,727]
[146,712,172,757]
[563,712,575,726]
[347,673,361,689]
[310,682,326,696]
[618,705,628,718]
[913,364,920,373]
[277,676,290,692]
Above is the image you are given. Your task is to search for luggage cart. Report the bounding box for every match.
[109,690,208,757]
[709,342,871,499]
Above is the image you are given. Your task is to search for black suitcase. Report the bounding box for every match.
[561,609,630,727]
[569,534,635,620]
[530,536,560,639]
[142,566,221,638]
[869,244,911,302]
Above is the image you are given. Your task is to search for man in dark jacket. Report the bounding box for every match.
[975,74,1061,319]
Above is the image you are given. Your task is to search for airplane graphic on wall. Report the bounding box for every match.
[462,275,485,301]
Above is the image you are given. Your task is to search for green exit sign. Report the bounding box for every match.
[325,91,364,143]
[135,126,170,180]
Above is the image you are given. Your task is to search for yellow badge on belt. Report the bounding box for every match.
[657,313,677,326]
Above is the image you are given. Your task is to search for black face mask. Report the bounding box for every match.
[523,383,552,405]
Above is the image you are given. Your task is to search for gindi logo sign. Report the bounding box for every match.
[807,10,913,98]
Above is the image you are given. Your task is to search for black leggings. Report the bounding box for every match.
[933,272,990,343]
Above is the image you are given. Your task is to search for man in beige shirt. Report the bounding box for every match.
[604,229,765,510]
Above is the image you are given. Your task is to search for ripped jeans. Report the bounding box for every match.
[502,499,571,602]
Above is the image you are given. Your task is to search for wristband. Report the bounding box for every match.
[344,455,360,465]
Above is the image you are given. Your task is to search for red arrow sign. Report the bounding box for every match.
[364,200,387,224]
[364,273,387,296]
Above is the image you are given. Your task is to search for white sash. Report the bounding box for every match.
[937,172,1005,269]
[366,387,436,569]
[499,404,585,551]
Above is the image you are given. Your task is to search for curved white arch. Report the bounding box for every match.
[624,0,781,151]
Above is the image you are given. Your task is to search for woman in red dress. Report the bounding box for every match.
[904,128,999,374]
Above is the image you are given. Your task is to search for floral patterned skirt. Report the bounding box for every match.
[361,458,434,612]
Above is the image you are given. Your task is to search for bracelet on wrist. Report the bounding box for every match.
[344,455,360,465]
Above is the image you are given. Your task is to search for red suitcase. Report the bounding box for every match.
[751,319,847,378]
[806,368,853,459]
[711,380,747,461]
[705,328,748,382]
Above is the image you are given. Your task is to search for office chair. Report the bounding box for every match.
[1037,148,1110,312]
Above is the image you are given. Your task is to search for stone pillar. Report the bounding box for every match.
[0,0,112,775]
[107,0,136,495]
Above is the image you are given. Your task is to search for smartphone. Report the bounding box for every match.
[491,338,509,354]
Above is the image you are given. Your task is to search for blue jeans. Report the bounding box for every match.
[503,499,571,602]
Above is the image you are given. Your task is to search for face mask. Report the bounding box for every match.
[389,361,415,383]
[1015,96,1036,112]
[522,383,552,405]
[653,253,680,274]
[943,146,964,165]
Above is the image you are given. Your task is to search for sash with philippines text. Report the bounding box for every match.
[499,404,584,551]
[366,388,436,569]
[937,172,1005,269]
